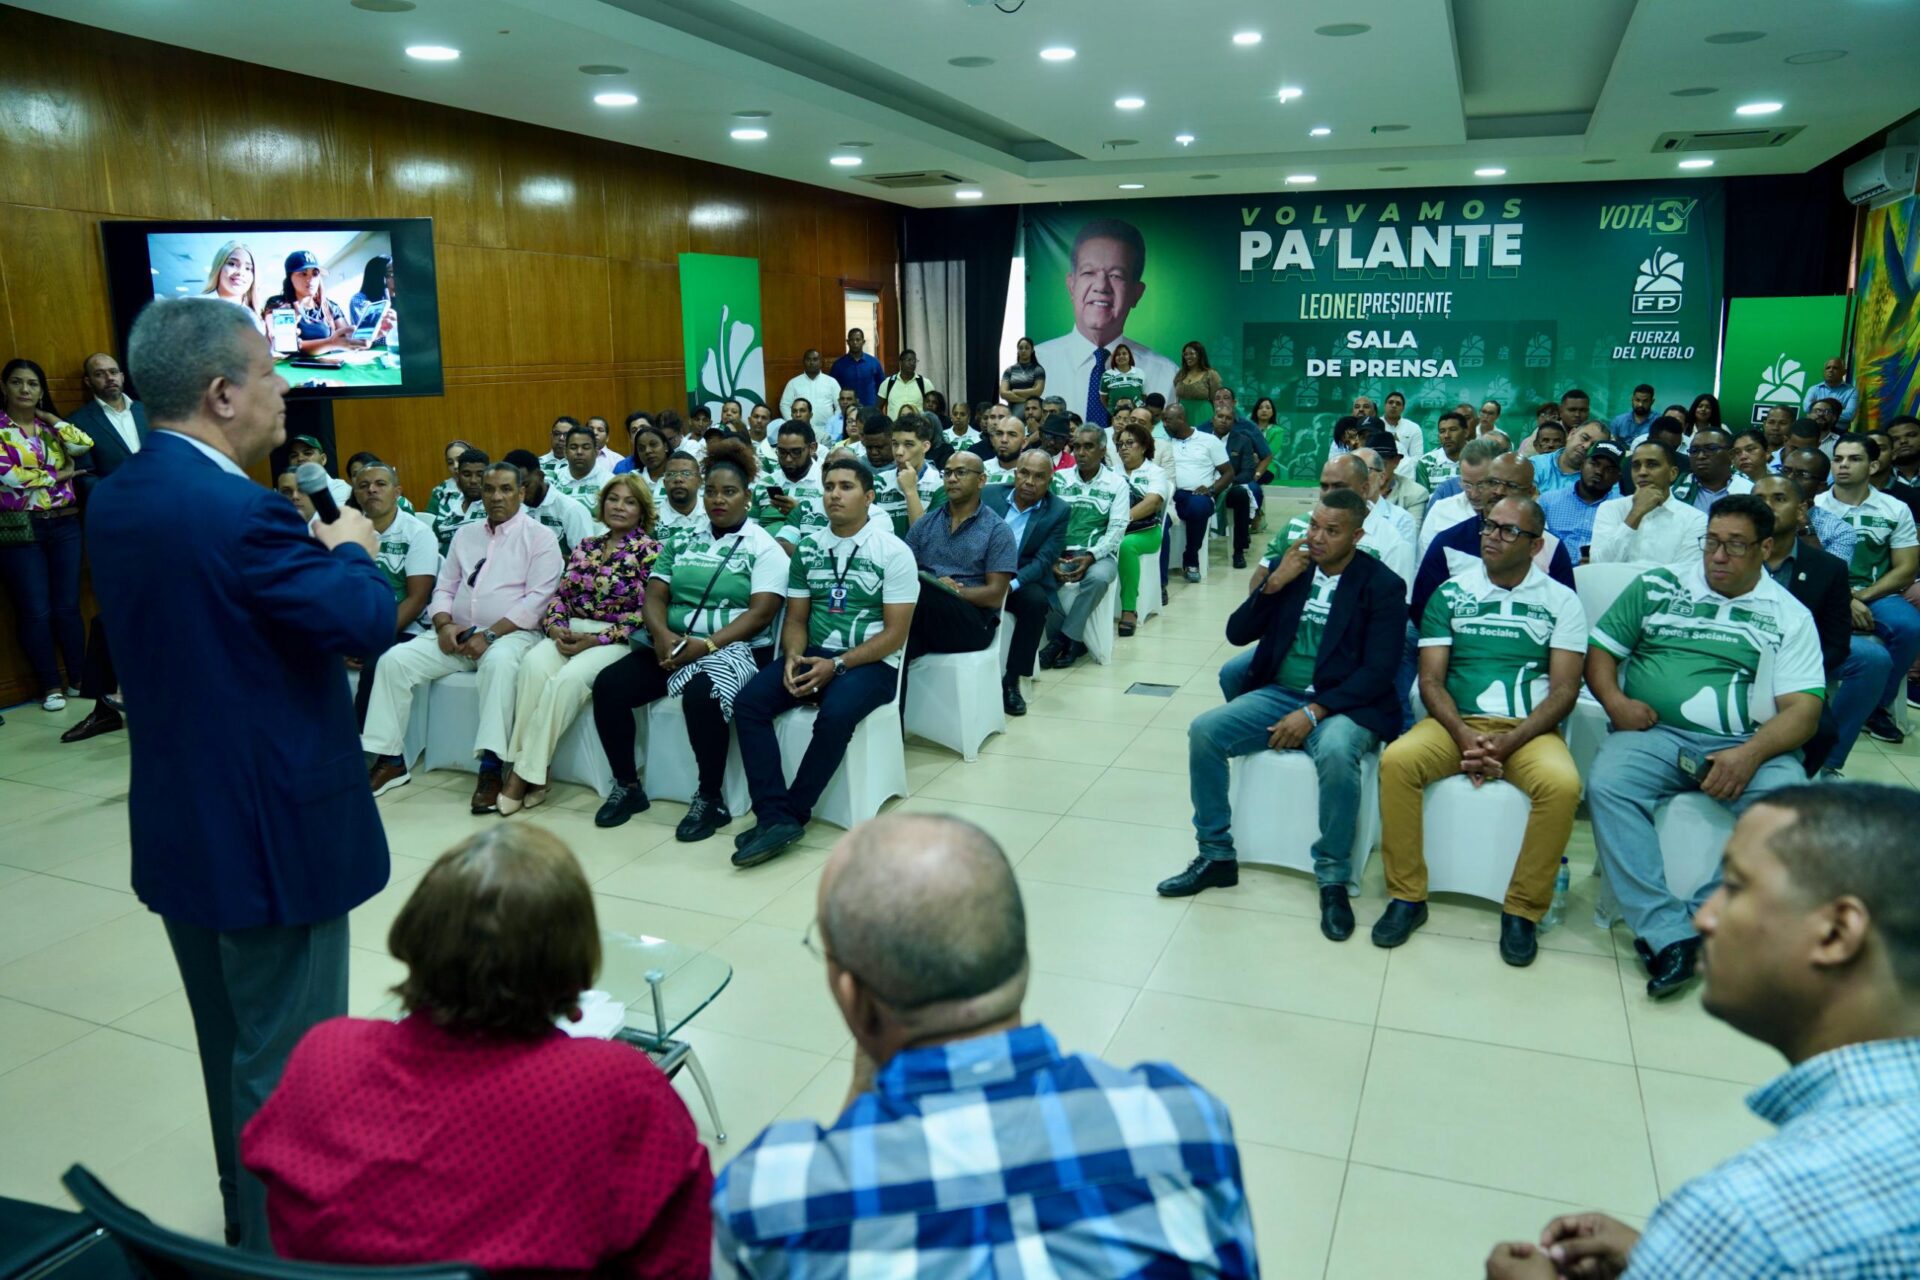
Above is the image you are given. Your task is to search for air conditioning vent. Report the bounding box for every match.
[1653,126,1802,152]
[857,171,968,190]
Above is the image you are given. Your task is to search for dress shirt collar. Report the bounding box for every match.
[483,508,532,540]
[1052,327,1126,373]
[1766,539,1800,586]
[1748,1036,1920,1128]
[94,395,133,418]
[155,429,247,479]
[875,1024,1061,1101]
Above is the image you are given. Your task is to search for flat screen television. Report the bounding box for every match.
[101,217,442,400]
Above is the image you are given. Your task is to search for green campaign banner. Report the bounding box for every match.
[678,252,767,417]
[1852,195,1920,430]
[1024,181,1725,483]
[1721,296,1850,427]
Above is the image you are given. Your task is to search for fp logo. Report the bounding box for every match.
[1632,250,1685,316]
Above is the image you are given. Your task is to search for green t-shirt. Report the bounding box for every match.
[655,522,790,646]
[373,510,442,632]
[425,479,463,529]
[1815,489,1919,590]
[787,518,921,663]
[526,491,594,558]
[983,459,1019,487]
[1275,569,1338,692]
[1418,563,1586,718]
[1590,561,1827,736]
[653,503,712,561]
[1052,466,1129,556]
[1100,366,1147,409]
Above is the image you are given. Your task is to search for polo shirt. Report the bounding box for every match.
[1164,429,1230,491]
[1419,562,1586,718]
[653,502,712,561]
[653,522,790,647]
[1531,451,1585,495]
[872,461,944,536]
[371,510,441,633]
[1815,487,1919,591]
[1414,446,1462,491]
[1052,465,1132,559]
[1673,471,1755,515]
[524,488,595,557]
[551,463,613,515]
[903,501,1017,588]
[753,460,827,543]
[787,517,920,662]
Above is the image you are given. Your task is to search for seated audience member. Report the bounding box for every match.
[1037,412,1076,472]
[1585,496,1825,999]
[1418,435,1505,557]
[943,398,979,452]
[591,441,789,841]
[1778,446,1859,562]
[1411,452,1574,621]
[1210,397,1270,569]
[363,460,562,813]
[681,406,713,461]
[586,415,620,470]
[614,422,667,483]
[1886,413,1920,490]
[1261,456,1416,593]
[242,826,711,1278]
[824,387,861,444]
[712,814,1257,1278]
[754,420,826,549]
[1350,444,1417,548]
[1590,440,1707,564]
[1807,395,1845,447]
[882,412,943,534]
[902,451,1015,665]
[1774,413,1824,473]
[1731,427,1773,485]
[1160,402,1234,586]
[1512,401,1560,459]
[730,458,918,867]
[1865,427,1920,528]
[983,407,1026,484]
[285,433,351,507]
[425,438,475,532]
[1672,426,1753,512]
[743,402,778,473]
[1520,420,1569,478]
[1475,398,1502,437]
[1640,415,1694,481]
[552,424,615,518]
[1539,439,1623,562]
[348,462,439,731]
[343,451,415,514]
[1752,476,1858,776]
[540,417,574,478]
[653,451,711,557]
[498,475,659,815]
[1486,785,1920,1280]
[1373,432,1429,529]
[984,450,1069,715]
[1608,382,1659,443]
[1159,490,1405,945]
[1819,434,1920,747]
[1415,409,1470,491]
[1115,419,1172,636]
[1039,425,1131,669]
[1759,403,1795,458]
[503,448,594,557]
[1379,389,1424,463]
[1376,497,1586,966]
[1530,422,1609,496]
[434,447,490,554]
[275,467,317,524]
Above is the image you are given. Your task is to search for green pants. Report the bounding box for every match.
[1118,523,1164,612]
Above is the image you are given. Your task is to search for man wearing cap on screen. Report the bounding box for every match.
[1031,218,1177,429]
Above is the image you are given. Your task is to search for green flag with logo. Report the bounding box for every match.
[1721,296,1849,427]
[679,253,767,418]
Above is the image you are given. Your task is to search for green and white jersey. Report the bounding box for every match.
[753,460,827,543]
[372,510,441,633]
[945,427,983,453]
[655,522,791,648]
[983,457,1020,487]
[787,517,921,664]
[434,498,487,555]
[750,433,780,476]
[653,502,712,561]
[1100,366,1147,409]
[1419,562,1586,718]
[551,464,614,520]
[1414,447,1461,491]
[872,463,945,536]
[1276,568,1339,693]
[425,479,463,531]
[1591,560,1826,737]
[1815,488,1918,591]
[1052,465,1132,559]
[525,490,595,558]
[539,453,567,481]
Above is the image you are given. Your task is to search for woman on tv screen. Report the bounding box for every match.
[199,241,267,334]
[350,255,398,348]
[264,250,363,355]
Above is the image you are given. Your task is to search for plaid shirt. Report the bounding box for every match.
[711,1024,1257,1278]
[1626,1036,1920,1278]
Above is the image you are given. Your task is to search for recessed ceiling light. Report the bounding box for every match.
[829,156,862,167]
[1309,126,1332,137]
[405,45,460,61]
[955,189,984,200]
[1174,133,1195,145]
[1102,138,1140,148]
[578,64,628,76]
[732,109,771,119]
[1232,31,1262,46]
[1678,158,1715,169]
[1670,86,1719,97]
[1581,158,1617,165]
[1474,167,1506,177]
[1784,49,1846,64]
[1735,101,1783,116]
[1119,183,1145,190]
[1039,47,1076,61]
[837,140,873,148]
[729,128,767,141]
[949,55,995,68]
[1378,165,1408,172]
[1704,30,1765,44]
[1277,86,1303,102]
[1285,174,1317,184]
[1315,23,1371,36]
[1115,96,1146,110]
[593,92,638,107]
[1192,173,1220,181]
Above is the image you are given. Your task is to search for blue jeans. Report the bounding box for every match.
[1189,682,1378,886]
[1395,621,1419,733]
[1161,490,1217,582]
[733,647,898,826]
[1586,724,1807,951]
[0,512,85,692]
[1868,595,1920,711]
[1827,635,1893,770]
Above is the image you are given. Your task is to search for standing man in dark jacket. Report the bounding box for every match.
[87,297,396,1251]
[1158,489,1406,941]
[983,449,1069,714]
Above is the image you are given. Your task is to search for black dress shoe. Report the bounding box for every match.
[1632,936,1654,972]
[1053,640,1088,670]
[1369,898,1427,947]
[1003,680,1027,716]
[1038,640,1068,670]
[1232,551,1247,569]
[1319,885,1355,941]
[1156,854,1238,897]
[1498,913,1539,967]
[1645,936,1703,999]
[732,820,806,868]
[61,703,124,743]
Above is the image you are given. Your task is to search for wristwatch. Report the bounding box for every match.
[832,656,848,678]
[481,629,500,645]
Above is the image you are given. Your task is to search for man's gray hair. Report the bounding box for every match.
[127,297,260,425]
[1460,435,1508,467]
[483,460,524,485]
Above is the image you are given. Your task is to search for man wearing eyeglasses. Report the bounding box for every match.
[1039,426,1131,670]
[901,451,1015,665]
[1591,440,1708,566]
[1375,496,1587,966]
[1672,427,1754,514]
[1417,435,1508,559]
[1585,494,1826,999]
[1410,452,1574,624]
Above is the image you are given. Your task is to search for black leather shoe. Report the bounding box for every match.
[1645,936,1703,999]
[1232,551,1247,569]
[1369,898,1427,947]
[675,793,731,843]
[1319,885,1355,941]
[732,820,806,868]
[1053,640,1088,670]
[1866,707,1905,744]
[61,703,124,743]
[594,782,650,828]
[1632,936,1655,972]
[1498,913,1539,967]
[1156,854,1238,897]
[1003,679,1027,716]
[1038,640,1068,670]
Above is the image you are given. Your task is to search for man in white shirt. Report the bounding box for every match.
[1158,403,1233,585]
[287,434,351,508]
[549,423,614,519]
[1031,217,1177,424]
[1817,435,1920,745]
[1591,440,1708,565]
[1418,436,1506,559]
[779,348,841,421]
[1381,391,1424,463]
[72,352,149,483]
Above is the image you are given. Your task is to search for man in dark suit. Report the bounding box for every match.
[1751,476,1856,775]
[87,298,395,1252]
[60,352,154,742]
[1158,489,1406,942]
[982,448,1068,715]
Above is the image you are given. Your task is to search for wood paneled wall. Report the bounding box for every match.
[0,5,900,705]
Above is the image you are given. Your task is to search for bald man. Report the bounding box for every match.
[711,814,1258,1278]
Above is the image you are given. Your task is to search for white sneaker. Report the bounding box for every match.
[42,691,66,712]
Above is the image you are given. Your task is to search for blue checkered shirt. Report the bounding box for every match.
[1625,1036,1920,1278]
[1539,484,1610,556]
[1806,504,1858,565]
[711,1024,1258,1278]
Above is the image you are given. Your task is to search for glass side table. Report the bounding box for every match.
[597,930,734,1143]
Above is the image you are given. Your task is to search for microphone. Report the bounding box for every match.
[295,462,341,523]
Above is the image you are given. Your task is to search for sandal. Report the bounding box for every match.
[1118,611,1137,637]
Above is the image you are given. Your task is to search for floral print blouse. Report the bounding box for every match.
[0,418,93,514]
[541,527,660,644]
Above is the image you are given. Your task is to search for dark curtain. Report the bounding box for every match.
[899,205,1019,409]
[1721,148,1870,299]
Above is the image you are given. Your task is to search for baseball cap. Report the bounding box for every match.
[1588,441,1625,465]
[284,250,321,273]
[1363,430,1401,458]
[289,434,324,452]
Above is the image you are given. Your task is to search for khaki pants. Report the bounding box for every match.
[1378,715,1580,920]
[504,638,631,785]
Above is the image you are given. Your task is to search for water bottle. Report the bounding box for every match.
[1542,857,1570,931]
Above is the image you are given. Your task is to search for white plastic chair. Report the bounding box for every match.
[421,671,482,773]
[904,646,1006,761]
[1594,791,1732,927]
[772,667,910,830]
[1055,571,1119,665]
[1418,776,1531,905]
[642,696,753,813]
[1228,749,1380,890]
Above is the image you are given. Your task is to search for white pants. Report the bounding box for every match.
[360,630,539,760]
[504,639,629,785]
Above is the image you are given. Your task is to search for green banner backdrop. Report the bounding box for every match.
[1024,181,1725,483]
[1721,296,1851,427]
[679,252,768,418]
[1851,195,1920,431]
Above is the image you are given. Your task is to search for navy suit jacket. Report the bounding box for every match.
[982,486,1069,592]
[1409,515,1576,622]
[87,432,397,931]
[1777,542,1851,683]
[1228,549,1406,744]
[69,398,151,499]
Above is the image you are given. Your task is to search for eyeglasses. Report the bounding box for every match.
[1699,536,1758,557]
[1479,518,1542,542]
[1466,478,1525,494]
[1689,442,1728,455]
[941,466,982,480]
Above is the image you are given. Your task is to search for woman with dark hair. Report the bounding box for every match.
[999,336,1046,405]
[1173,341,1223,430]
[1099,343,1147,420]
[1250,395,1283,461]
[591,438,789,842]
[241,826,712,1277]
[1114,419,1171,636]
[348,254,398,347]
[262,249,362,355]
[0,358,93,711]
[1687,393,1724,437]
[615,425,671,485]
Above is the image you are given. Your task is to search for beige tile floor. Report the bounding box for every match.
[5,498,1915,1278]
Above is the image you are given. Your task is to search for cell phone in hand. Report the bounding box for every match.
[1677,747,1708,781]
[765,485,785,498]
[455,626,476,645]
